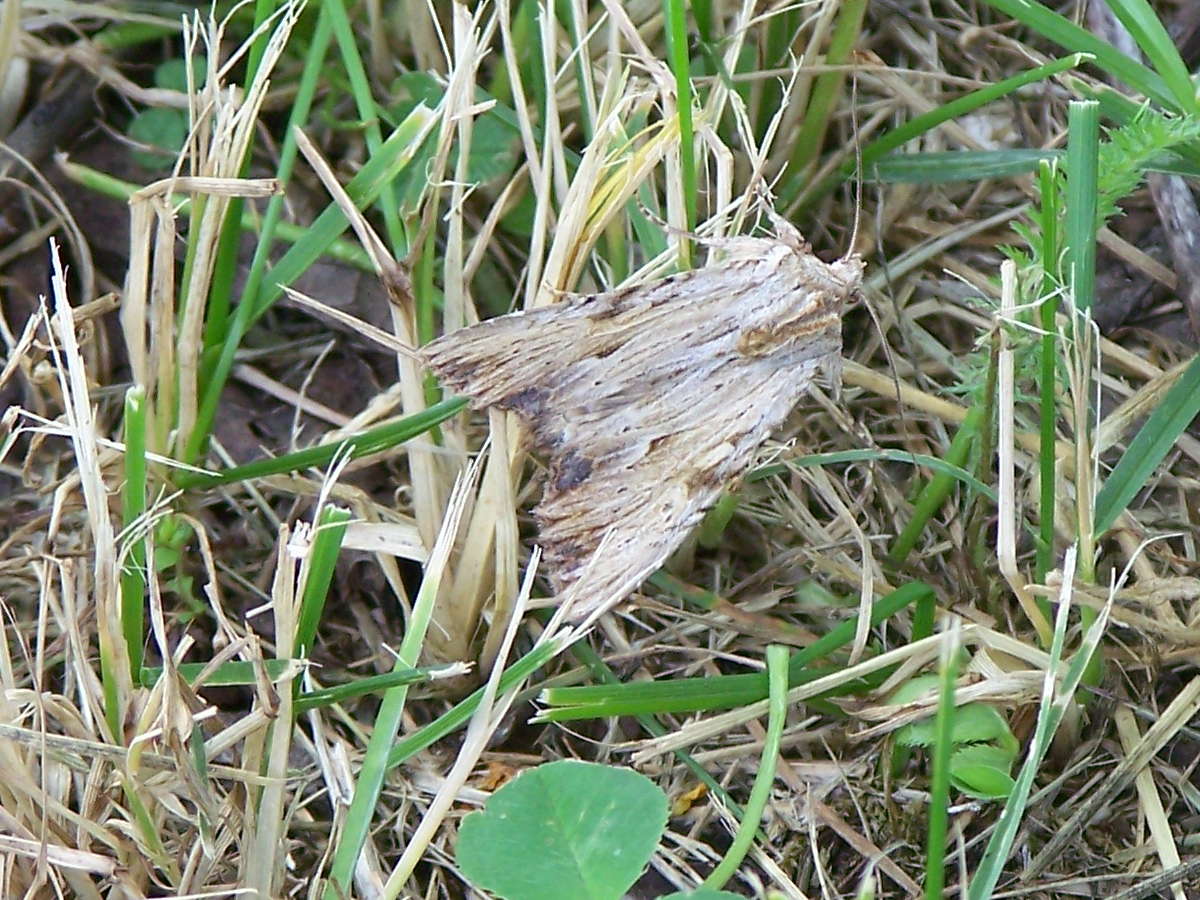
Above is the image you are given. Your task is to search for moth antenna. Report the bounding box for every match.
[637,200,710,245]
[848,64,863,259]
[283,286,422,361]
[860,224,914,449]
[845,64,910,448]
[760,201,807,249]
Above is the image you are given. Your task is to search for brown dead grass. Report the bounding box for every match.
[2,1,1200,898]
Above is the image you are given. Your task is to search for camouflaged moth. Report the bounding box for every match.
[422,219,863,622]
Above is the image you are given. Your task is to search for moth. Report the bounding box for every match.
[422,219,863,621]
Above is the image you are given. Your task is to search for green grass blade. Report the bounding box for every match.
[539,583,929,719]
[888,407,985,566]
[924,628,959,899]
[869,145,1200,185]
[184,104,437,466]
[207,3,336,364]
[175,397,467,489]
[857,55,1085,174]
[703,644,789,890]
[1095,354,1200,533]
[325,0,406,252]
[980,0,1176,110]
[324,470,476,898]
[800,55,1085,209]
[1146,154,1200,177]
[386,638,565,767]
[663,0,697,246]
[294,665,465,713]
[254,106,435,318]
[1065,101,1099,312]
[780,0,868,202]
[201,0,299,396]
[92,21,180,51]
[1063,102,1103,682]
[295,506,351,659]
[120,386,148,679]
[967,548,1108,898]
[561,1,594,141]
[754,5,801,140]
[1036,159,1061,585]
[139,658,296,688]
[1103,0,1196,113]
[868,149,1060,183]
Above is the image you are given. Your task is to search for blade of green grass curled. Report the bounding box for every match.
[799,54,1085,209]
[980,0,1175,110]
[1095,353,1200,534]
[175,396,467,489]
[538,583,930,720]
[749,448,997,503]
[703,644,789,890]
[120,386,148,679]
[868,149,1061,184]
[1036,158,1061,585]
[1100,0,1196,113]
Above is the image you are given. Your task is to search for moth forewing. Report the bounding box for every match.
[421,227,863,621]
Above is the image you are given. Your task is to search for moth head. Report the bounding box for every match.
[767,211,862,300]
[801,252,865,319]
[829,254,865,294]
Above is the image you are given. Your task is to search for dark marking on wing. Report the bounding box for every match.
[552,450,593,492]
[501,386,546,418]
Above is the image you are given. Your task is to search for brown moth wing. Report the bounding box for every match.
[422,233,863,619]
